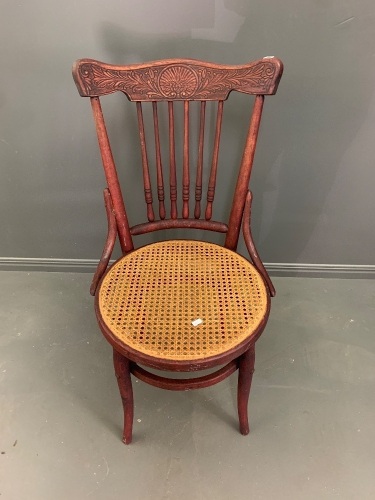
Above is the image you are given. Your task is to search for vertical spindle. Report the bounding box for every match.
[205,101,224,220]
[168,102,178,219]
[194,101,206,219]
[152,102,166,220]
[136,102,155,222]
[182,101,190,219]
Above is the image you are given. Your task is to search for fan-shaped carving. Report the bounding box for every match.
[158,65,199,98]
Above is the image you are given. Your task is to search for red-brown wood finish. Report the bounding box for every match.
[242,190,276,297]
[194,101,206,219]
[237,344,255,435]
[225,94,264,251]
[182,101,190,218]
[136,102,155,222]
[168,102,178,219]
[131,360,238,391]
[90,189,117,296]
[73,58,283,100]
[113,349,134,444]
[90,97,134,254]
[73,56,283,444]
[152,102,166,220]
[205,100,224,220]
[130,218,228,236]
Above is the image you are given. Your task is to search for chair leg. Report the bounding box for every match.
[237,344,255,435]
[113,349,134,444]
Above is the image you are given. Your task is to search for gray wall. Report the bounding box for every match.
[1,0,374,270]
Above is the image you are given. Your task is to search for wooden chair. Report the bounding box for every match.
[72,56,283,444]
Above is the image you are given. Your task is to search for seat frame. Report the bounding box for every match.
[73,56,283,443]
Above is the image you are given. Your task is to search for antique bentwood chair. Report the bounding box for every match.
[72,56,283,444]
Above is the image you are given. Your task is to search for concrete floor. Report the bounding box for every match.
[0,271,374,499]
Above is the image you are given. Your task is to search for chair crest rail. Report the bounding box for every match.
[73,57,283,100]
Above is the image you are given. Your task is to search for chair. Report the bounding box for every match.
[72,56,283,444]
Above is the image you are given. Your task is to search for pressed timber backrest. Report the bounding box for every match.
[72,57,283,254]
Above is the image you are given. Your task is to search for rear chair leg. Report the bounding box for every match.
[237,344,255,435]
[113,349,134,444]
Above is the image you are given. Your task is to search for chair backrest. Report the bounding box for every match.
[72,57,283,255]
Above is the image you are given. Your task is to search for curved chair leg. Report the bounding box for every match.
[237,344,255,435]
[113,349,134,444]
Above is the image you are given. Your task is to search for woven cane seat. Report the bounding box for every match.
[98,240,268,361]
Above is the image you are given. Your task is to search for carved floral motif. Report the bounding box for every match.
[158,65,198,98]
[77,60,279,100]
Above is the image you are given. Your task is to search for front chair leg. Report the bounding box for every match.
[113,349,134,444]
[237,344,255,435]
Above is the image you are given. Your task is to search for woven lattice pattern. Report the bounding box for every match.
[98,240,268,360]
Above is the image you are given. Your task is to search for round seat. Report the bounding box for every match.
[97,240,269,362]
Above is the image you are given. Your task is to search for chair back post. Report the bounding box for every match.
[90,96,134,254]
[225,94,264,251]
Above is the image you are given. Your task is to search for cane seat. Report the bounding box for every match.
[97,240,269,361]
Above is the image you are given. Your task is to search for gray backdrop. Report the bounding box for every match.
[1,0,374,275]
